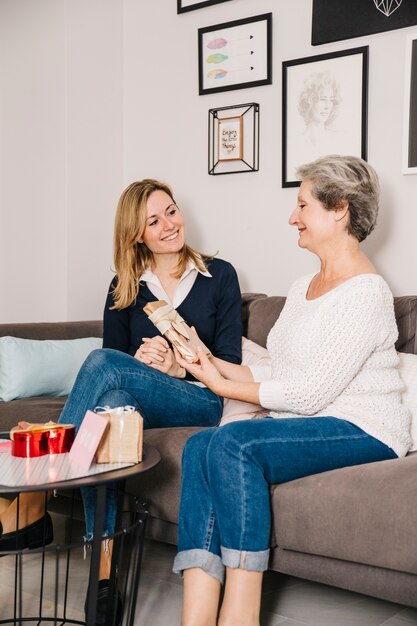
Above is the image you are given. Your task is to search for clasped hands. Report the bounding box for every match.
[135,336,186,379]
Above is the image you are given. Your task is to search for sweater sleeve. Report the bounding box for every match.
[103,279,131,353]
[260,285,389,415]
[212,262,242,364]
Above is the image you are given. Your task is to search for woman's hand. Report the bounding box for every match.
[174,347,225,394]
[135,336,186,379]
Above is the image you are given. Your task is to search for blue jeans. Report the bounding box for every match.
[59,348,223,538]
[172,417,397,583]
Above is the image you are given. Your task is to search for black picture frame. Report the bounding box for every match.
[282,46,368,188]
[403,33,417,174]
[208,102,259,175]
[177,0,232,13]
[312,0,417,46]
[198,13,272,96]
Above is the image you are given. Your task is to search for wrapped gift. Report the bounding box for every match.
[143,300,211,363]
[95,406,143,464]
[10,421,75,457]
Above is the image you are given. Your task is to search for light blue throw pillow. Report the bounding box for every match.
[0,336,103,401]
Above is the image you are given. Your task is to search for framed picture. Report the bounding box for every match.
[218,116,243,161]
[198,13,272,96]
[208,102,259,175]
[178,0,232,13]
[282,46,368,188]
[312,0,417,46]
[403,33,417,174]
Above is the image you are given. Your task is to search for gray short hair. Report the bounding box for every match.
[296,155,379,242]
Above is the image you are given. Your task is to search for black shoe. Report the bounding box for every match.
[85,579,123,626]
[0,513,53,553]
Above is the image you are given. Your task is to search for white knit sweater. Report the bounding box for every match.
[250,274,412,458]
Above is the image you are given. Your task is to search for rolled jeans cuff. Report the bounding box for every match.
[221,546,270,572]
[173,549,225,584]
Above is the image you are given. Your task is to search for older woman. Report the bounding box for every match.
[173,155,411,626]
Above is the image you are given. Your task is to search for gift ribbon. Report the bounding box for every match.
[147,304,191,340]
[94,406,136,415]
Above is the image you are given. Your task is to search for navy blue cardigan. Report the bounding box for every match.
[103,258,242,366]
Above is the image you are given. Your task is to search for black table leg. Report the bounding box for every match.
[85,484,107,626]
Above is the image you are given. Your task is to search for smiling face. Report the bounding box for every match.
[139,190,185,256]
[310,85,334,124]
[289,180,338,253]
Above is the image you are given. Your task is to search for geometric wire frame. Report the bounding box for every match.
[208,103,260,175]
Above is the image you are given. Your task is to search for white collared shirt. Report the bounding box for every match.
[139,259,212,308]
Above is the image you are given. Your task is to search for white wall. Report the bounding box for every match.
[0,0,416,323]
[0,0,67,322]
[0,0,123,323]
[65,1,123,320]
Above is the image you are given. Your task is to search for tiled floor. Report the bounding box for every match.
[0,513,416,626]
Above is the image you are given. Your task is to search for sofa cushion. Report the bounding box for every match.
[241,293,267,337]
[246,296,286,347]
[0,396,67,431]
[271,452,417,575]
[0,336,102,402]
[394,296,417,354]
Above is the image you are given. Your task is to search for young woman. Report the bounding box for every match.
[0,179,242,622]
[172,156,412,626]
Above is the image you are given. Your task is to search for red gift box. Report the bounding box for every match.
[10,421,75,458]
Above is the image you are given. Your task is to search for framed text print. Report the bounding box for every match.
[178,0,232,13]
[403,33,417,174]
[282,47,368,187]
[198,13,272,95]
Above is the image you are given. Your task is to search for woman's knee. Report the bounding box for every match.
[83,348,115,372]
[97,389,138,409]
[83,348,139,376]
[182,428,217,465]
[207,422,248,465]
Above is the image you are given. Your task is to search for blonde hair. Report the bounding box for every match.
[112,179,209,309]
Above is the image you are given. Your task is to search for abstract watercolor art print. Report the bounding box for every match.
[312,0,417,45]
[198,14,272,95]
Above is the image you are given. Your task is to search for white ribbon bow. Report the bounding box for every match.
[94,405,136,415]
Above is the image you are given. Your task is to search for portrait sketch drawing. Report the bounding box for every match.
[283,48,368,186]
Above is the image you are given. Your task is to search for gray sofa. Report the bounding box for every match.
[0,294,416,608]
